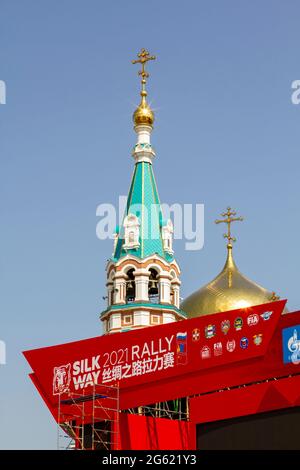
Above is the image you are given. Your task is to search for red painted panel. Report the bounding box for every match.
[189,375,300,424]
[115,414,196,450]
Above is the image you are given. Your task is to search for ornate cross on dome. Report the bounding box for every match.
[215,207,244,248]
[132,48,156,90]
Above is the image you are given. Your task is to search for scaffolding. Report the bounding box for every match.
[57,383,119,450]
[126,397,189,421]
[57,383,189,450]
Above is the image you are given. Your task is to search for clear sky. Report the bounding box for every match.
[1,0,300,449]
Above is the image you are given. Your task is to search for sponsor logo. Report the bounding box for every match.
[201,346,211,359]
[192,328,200,342]
[247,314,259,326]
[176,331,187,341]
[282,326,300,365]
[261,311,273,321]
[240,337,249,349]
[214,342,223,356]
[176,331,188,365]
[226,339,236,352]
[234,317,243,331]
[205,324,216,339]
[253,334,263,346]
[53,364,71,395]
[221,320,230,335]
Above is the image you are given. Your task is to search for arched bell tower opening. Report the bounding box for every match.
[125,268,136,303]
[148,268,159,303]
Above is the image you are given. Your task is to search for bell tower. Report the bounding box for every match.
[100,49,186,334]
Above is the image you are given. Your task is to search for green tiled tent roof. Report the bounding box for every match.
[112,162,173,262]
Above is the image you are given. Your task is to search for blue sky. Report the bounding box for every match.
[1,0,300,449]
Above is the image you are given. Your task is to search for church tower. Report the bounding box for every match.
[100,49,186,334]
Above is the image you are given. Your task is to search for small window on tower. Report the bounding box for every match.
[129,231,135,243]
[123,314,133,326]
[123,214,140,249]
[151,314,161,325]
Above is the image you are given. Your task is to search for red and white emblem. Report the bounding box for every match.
[201,346,211,359]
[214,342,223,356]
[247,314,259,326]
[192,328,200,342]
[226,339,236,353]
[53,363,71,395]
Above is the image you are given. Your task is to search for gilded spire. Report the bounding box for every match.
[215,207,244,249]
[215,207,244,287]
[132,49,156,127]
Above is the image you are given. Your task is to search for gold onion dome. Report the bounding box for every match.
[132,48,155,128]
[181,208,283,318]
[133,91,154,127]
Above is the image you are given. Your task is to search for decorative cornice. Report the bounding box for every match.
[100,302,187,319]
[132,142,155,164]
[107,252,177,271]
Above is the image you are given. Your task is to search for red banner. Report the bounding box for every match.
[24,300,286,409]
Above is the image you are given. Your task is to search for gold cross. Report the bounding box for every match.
[132,48,156,88]
[215,207,244,247]
[270,291,280,302]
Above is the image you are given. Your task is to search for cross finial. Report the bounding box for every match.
[132,48,156,94]
[270,291,280,302]
[215,207,244,248]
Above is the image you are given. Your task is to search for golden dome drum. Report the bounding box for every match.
[133,92,154,127]
[181,246,283,318]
